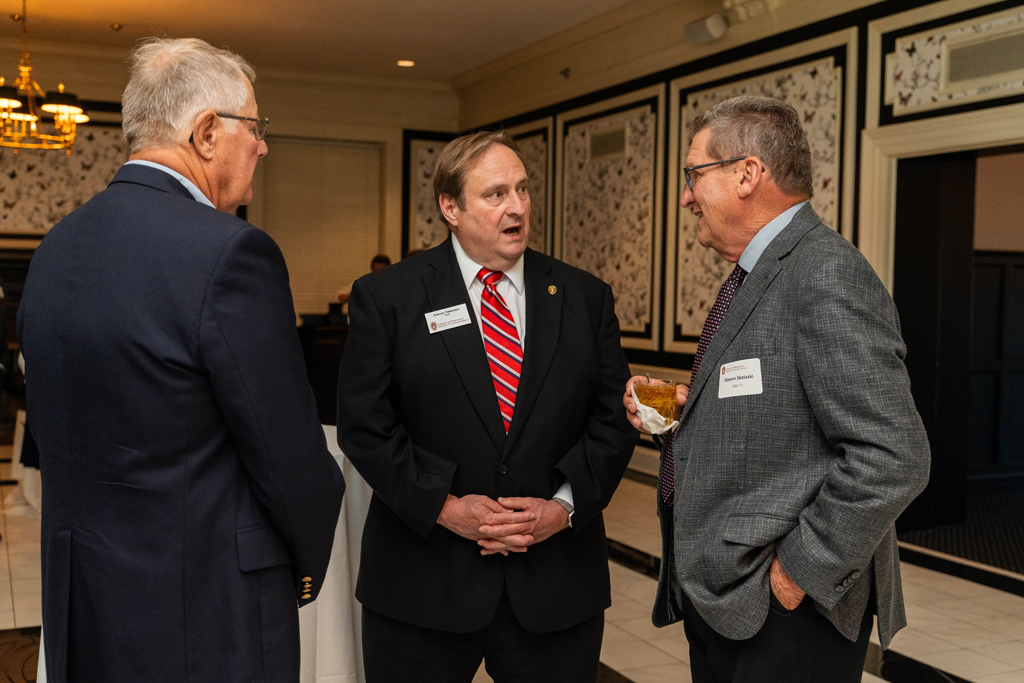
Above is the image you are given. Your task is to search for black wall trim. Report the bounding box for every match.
[400,130,457,258]
[899,544,1024,597]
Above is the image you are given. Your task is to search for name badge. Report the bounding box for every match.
[425,304,472,335]
[718,358,763,398]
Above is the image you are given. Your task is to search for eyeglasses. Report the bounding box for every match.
[188,112,271,143]
[683,156,748,191]
[216,112,270,141]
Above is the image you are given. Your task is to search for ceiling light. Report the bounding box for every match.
[397,60,415,68]
[1,0,89,153]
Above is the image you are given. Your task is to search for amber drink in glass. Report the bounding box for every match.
[633,381,678,421]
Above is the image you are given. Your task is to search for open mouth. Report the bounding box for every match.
[503,226,522,237]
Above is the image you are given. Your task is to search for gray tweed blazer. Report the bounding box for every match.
[653,204,930,649]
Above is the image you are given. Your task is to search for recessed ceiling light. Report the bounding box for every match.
[111,23,123,31]
[396,60,415,68]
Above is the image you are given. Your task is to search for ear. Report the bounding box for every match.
[190,110,219,161]
[736,156,766,200]
[439,194,460,227]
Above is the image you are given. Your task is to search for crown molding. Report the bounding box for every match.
[255,66,454,94]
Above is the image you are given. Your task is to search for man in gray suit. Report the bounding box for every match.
[623,96,930,682]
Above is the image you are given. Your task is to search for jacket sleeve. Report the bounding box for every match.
[336,277,457,539]
[552,282,639,531]
[200,226,345,603]
[775,248,930,610]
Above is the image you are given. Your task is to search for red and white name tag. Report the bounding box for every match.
[718,358,763,398]
[425,304,472,335]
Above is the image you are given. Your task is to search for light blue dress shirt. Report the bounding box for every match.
[738,200,809,275]
[124,160,216,210]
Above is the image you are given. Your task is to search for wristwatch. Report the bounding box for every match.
[552,497,574,528]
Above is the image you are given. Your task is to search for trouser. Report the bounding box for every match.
[678,582,872,683]
[362,585,604,683]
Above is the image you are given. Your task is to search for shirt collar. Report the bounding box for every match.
[124,160,217,210]
[738,200,808,274]
[451,233,525,295]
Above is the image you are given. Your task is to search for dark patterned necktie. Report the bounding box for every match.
[660,264,747,504]
[477,268,523,433]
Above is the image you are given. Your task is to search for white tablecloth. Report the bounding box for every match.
[37,424,370,683]
[301,425,371,683]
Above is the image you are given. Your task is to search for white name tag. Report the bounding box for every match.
[425,304,473,335]
[718,358,763,398]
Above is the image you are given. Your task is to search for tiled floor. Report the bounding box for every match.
[594,476,1024,683]
[0,445,43,632]
[8,452,1024,682]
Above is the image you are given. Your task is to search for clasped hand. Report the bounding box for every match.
[437,494,570,556]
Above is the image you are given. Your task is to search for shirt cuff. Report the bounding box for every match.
[553,481,573,507]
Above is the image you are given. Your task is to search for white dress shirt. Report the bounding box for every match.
[451,234,573,507]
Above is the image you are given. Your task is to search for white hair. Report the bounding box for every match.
[122,37,256,154]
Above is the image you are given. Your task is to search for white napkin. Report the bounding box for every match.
[631,386,679,435]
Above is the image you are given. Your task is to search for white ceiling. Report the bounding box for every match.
[4,0,645,81]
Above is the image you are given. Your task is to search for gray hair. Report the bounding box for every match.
[689,96,813,197]
[122,38,256,154]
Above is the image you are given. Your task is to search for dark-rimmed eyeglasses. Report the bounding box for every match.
[683,156,748,191]
[216,112,270,141]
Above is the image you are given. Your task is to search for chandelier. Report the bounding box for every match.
[0,0,89,153]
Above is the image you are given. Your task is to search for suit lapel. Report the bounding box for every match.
[502,250,562,457]
[423,240,507,452]
[681,205,823,420]
[682,260,779,419]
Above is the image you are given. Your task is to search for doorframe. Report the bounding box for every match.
[859,102,1024,293]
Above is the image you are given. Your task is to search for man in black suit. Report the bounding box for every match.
[18,38,345,683]
[337,130,638,683]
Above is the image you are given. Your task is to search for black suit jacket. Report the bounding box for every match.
[18,164,346,683]
[337,239,637,634]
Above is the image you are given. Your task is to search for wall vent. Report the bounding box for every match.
[589,127,626,162]
[942,23,1024,94]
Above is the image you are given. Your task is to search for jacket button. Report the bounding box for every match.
[499,465,508,475]
[851,571,861,580]
[301,594,312,600]
[302,577,312,582]
[835,585,845,593]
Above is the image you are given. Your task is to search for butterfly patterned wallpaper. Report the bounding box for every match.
[407,138,450,252]
[0,127,127,234]
[561,101,660,338]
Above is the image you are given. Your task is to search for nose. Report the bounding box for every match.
[257,138,269,158]
[508,190,528,217]
[680,183,695,208]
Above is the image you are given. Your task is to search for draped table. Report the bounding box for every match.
[37,425,371,683]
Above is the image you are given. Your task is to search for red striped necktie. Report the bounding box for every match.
[477,268,523,433]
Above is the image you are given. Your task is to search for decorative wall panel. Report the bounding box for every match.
[556,85,665,350]
[884,7,1024,118]
[666,38,852,353]
[508,118,554,255]
[0,126,127,234]
[403,133,455,254]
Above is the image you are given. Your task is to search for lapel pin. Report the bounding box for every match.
[548,285,557,295]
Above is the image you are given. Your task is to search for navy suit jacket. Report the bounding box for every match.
[337,239,637,634]
[18,164,345,683]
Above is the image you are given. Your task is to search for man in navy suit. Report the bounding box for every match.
[18,37,345,683]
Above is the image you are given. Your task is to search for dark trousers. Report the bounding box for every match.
[679,587,872,683]
[362,587,604,683]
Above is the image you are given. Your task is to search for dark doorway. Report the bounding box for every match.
[893,146,1024,541]
[892,151,975,530]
